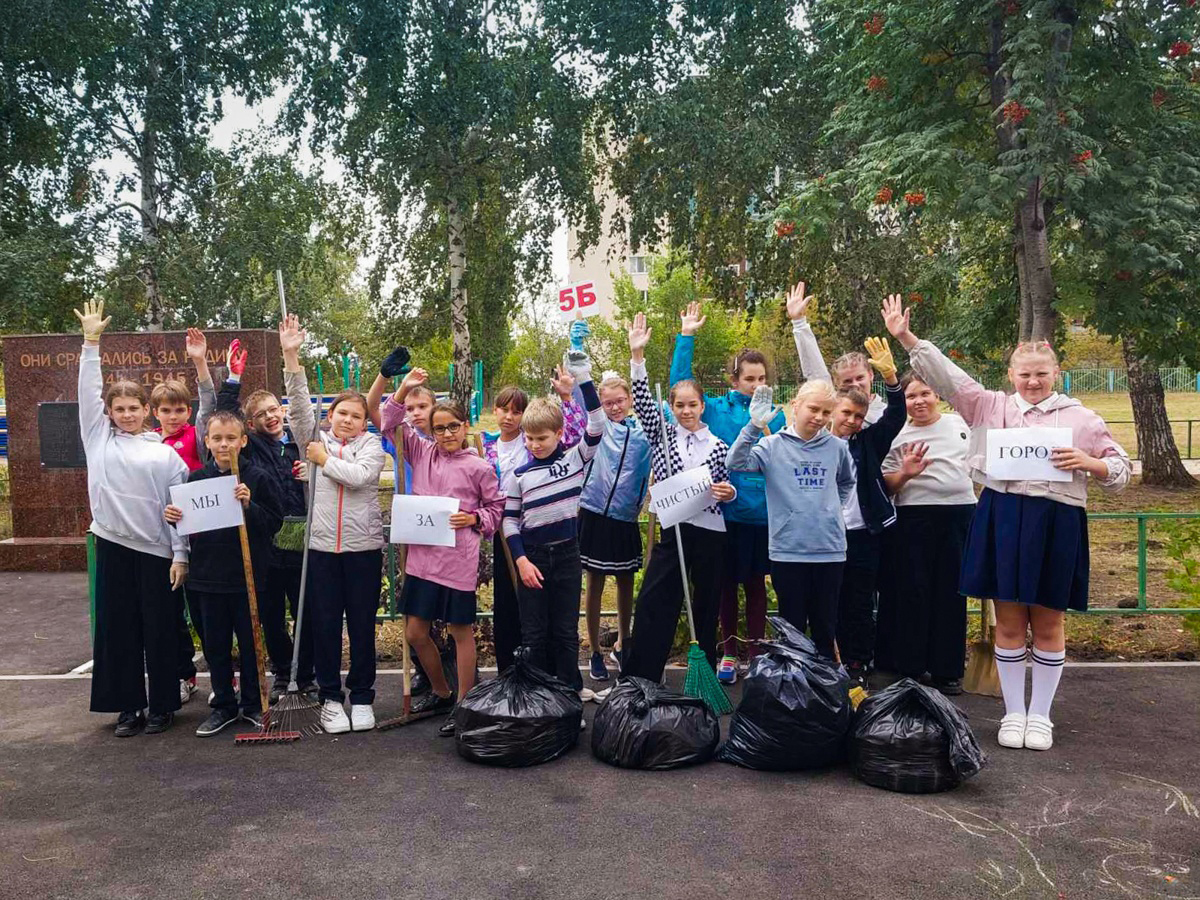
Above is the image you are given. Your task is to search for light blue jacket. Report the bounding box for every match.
[670,334,787,525]
[726,424,856,563]
[579,416,652,522]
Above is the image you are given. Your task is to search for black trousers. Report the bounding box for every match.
[517,538,583,690]
[770,560,844,659]
[192,589,261,713]
[837,529,883,668]
[90,537,181,716]
[890,504,975,680]
[873,527,904,671]
[308,549,382,705]
[624,524,724,684]
[492,533,522,673]
[261,560,315,686]
[176,591,200,680]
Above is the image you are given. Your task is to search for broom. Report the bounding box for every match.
[232,449,300,744]
[377,411,446,730]
[653,383,733,716]
[963,597,1002,696]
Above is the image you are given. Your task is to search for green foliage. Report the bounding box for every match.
[1161,520,1200,638]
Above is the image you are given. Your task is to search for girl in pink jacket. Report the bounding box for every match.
[882,295,1130,754]
[396,387,505,736]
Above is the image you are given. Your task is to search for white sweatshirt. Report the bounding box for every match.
[78,344,190,561]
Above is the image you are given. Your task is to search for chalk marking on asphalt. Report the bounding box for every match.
[908,805,1055,890]
[1119,773,1199,819]
[3,660,1199,681]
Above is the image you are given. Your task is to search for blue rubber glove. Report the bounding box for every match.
[569,318,591,352]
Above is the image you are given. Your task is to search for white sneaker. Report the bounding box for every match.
[579,687,596,702]
[997,712,1027,749]
[593,687,612,703]
[179,678,196,704]
[1023,714,1054,751]
[320,700,351,734]
[350,704,375,732]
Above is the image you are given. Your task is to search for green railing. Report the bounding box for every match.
[1074,511,1200,615]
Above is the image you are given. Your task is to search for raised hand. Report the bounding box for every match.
[899,441,932,479]
[679,301,706,336]
[227,339,248,376]
[863,336,897,382]
[278,314,306,355]
[627,312,652,359]
[401,367,428,392]
[786,281,814,320]
[550,364,575,398]
[185,328,207,362]
[73,298,111,343]
[380,345,411,378]
[749,384,776,428]
[880,293,915,347]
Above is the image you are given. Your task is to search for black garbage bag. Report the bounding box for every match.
[850,678,987,793]
[591,677,720,770]
[454,649,583,767]
[717,616,851,770]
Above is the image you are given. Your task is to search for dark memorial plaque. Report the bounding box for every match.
[0,330,282,571]
[37,403,87,469]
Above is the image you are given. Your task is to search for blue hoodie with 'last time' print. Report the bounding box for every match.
[726,423,856,563]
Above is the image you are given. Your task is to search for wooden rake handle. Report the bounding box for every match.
[230,451,271,720]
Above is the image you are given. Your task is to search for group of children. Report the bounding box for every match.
[79,277,1130,753]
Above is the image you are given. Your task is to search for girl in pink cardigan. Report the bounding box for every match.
[395,383,505,735]
[882,295,1130,753]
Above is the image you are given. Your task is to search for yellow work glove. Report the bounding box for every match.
[73,298,112,343]
[863,336,897,381]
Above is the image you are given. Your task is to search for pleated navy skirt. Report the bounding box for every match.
[960,488,1090,612]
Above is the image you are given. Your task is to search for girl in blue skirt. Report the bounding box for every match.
[883,295,1130,752]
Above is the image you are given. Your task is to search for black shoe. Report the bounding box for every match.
[295,681,319,701]
[845,663,868,687]
[196,707,239,737]
[438,710,457,737]
[241,709,264,729]
[144,712,174,734]
[932,677,963,696]
[410,669,432,697]
[269,681,287,705]
[411,691,454,715]
[114,710,145,737]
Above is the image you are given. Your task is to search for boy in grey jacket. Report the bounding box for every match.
[726,379,855,658]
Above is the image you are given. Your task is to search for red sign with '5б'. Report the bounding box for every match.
[558,281,601,321]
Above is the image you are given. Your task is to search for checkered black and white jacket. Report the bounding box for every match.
[631,361,732,524]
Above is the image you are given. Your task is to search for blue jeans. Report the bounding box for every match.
[517,539,583,690]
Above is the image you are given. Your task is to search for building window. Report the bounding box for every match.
[629,255,648,275]
[640,289,649,304]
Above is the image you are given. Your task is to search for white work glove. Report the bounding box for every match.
[749,385,775,428]
[565,348,592,386]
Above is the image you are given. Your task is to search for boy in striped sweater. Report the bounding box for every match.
[503,349,605,692]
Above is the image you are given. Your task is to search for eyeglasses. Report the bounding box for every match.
[251,405,282,421]
[433,422,463,435]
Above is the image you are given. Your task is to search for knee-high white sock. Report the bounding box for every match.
[1028,647,1065,720]
[994,646,1029,718]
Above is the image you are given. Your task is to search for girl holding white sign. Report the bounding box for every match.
[882,295,1130,752]
[74,299,192,737]
[393,388,505,736]
[292,388,387,735]
[623,313,737,685]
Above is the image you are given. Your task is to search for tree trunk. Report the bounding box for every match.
[1014,210,1033,340]
[140,55,163,331]
[1016,179,1057,341]
[446,195,473,409]
[1122,336,1196,487]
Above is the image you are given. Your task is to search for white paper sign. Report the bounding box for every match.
[986,426,1073,482]
[557,281,602,321]
[390,494,460,547]
[649,466,715,530]
[169,475,245,536]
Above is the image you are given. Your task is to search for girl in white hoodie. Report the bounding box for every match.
[74,300,191,737]
[289,385,387,734]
